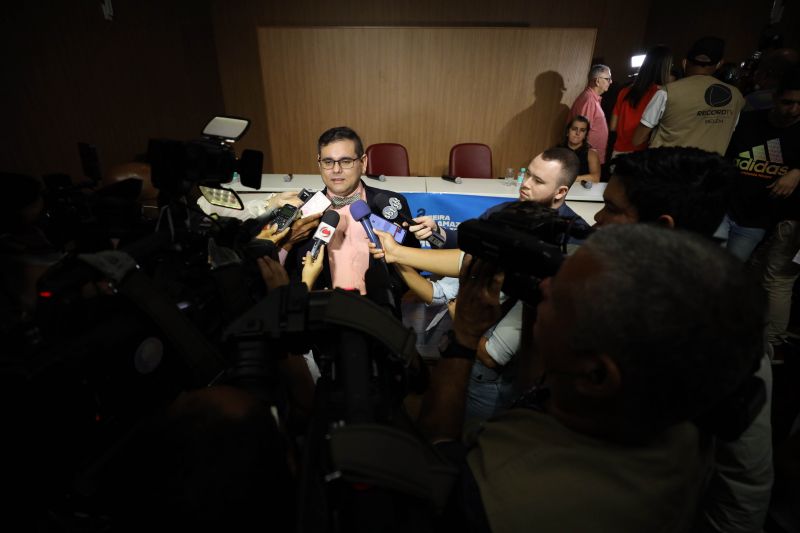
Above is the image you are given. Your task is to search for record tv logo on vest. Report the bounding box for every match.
[698,84,735,124]
[735,139,789,178]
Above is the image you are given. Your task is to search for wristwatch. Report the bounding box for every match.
[438,329,477,360]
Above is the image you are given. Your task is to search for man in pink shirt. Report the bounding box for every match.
[570,64,612,164]
[288,127,419,307]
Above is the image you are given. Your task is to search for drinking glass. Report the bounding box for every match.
[504,167,515,186]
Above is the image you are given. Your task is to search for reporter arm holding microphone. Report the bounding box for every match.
[405,215,458,249]
[369,229,463,277]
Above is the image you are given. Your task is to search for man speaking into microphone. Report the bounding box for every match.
[287,127,419,308]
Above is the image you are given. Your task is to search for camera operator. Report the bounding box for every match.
[593,147,773,533]
[368,149,590,422]
[418,224,766,533]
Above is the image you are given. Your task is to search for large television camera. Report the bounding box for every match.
[457,201,593,304]
[147,115,263,208]
[219,283,424,411]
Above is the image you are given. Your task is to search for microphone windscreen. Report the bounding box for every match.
[312,209,341,244]
[349,199,372,222]
[373,192,390,209]
[374,193,411,223]
[320,209,340,227]
[382,205,399,221]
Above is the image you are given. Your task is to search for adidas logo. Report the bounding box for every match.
[736,139,789,176]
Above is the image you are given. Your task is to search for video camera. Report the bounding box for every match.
[147,116,263,208]
[457,201,593,304]
[219,283,424,417]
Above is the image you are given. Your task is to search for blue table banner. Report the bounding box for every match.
[403,193,511,234]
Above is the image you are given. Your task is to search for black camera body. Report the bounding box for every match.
[457,201,593,304]
[147,116,263,200]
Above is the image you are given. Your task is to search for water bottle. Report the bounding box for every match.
[517,167,526,190]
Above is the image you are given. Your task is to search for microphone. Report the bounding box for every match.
[310,210,340,260]
[349,200,399,311]
[373,193,445,248]
[366,174,386,182]
[441,174,463,184]
[349,199,381,250]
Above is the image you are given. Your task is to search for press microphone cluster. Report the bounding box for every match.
[373,193,445,249]
[310,210,341,260]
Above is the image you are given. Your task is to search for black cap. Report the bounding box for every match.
[687,36,725,66]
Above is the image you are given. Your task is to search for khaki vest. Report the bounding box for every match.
[651,75,744,155]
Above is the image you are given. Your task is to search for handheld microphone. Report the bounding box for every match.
[373,193,445,248]
[349,200,381,250]
[350,200,398,310]
[441,175,463,184]
[366,174,386,182]
[310,210,340,260]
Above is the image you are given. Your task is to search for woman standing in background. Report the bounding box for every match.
[610,45,673,157]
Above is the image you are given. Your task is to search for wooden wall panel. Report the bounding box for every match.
[258,27,595,176]
[211,0,649,171]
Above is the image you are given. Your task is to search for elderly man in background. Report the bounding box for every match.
[569,64,612,164]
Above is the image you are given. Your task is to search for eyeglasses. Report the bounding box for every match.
[318,156,362,170]
[599,76,612,82]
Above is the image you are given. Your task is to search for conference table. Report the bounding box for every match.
[224,174,605,227]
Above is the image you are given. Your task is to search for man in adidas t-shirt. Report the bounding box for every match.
[717,68,800,261]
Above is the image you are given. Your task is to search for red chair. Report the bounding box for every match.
[365,143,410,176]
[449,143,493,179]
